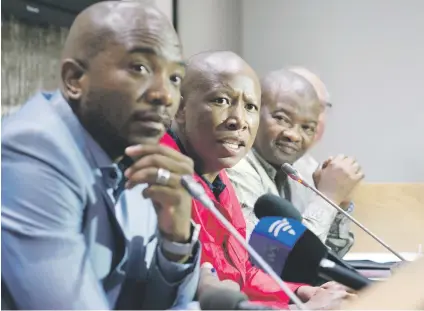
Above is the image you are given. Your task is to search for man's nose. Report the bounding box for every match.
[283,125,302,142]
[225,102,248,131]
[144,75,173,107]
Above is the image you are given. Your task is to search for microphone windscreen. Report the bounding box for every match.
[254,194,359,278]
[281,163,297,175]
[199,288,248,310]
[249,217,328,284]
[254,194,303,221]
[282,229,328,283]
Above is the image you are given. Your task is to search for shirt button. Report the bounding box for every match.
[109,170,118,179]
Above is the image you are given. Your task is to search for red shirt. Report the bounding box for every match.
[161,132,303,308]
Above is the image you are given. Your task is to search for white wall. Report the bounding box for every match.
[154,0,173,23]
[241,0,424,182]
[177,0,241,58]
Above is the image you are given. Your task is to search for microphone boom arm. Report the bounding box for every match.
[281,163,406,262]
[181,175,307,310]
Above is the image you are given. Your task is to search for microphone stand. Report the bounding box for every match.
[181,176,307,310]
[281,163,406,262]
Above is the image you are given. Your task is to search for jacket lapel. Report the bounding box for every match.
[50,90,127,257]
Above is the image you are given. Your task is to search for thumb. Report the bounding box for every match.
[313,167,322,185]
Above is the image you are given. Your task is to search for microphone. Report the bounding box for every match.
[281,163,406,262]
[180,175,307,310]
[199,288,277,310]
[253,194,364,276]
[249,216,372,290]
[254,194,303,221]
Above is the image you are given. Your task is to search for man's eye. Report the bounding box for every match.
[131,64,148,74]
[303,125,316,134]
[273,115,290,123]
[170,74,182,86]
[245,103,258,112]
[214,98,230,105]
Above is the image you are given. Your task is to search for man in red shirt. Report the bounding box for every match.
[161,51,354,309]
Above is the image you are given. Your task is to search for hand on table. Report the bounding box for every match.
[294,282,356,310]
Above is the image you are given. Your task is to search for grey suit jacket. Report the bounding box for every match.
[1,91,200,310]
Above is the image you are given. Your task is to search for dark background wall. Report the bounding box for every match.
[1,17,68,115]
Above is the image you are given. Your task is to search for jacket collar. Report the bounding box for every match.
[47,91,122,192]
[166,129,226,198]
[250,148,278,181]
[48,90,113,169]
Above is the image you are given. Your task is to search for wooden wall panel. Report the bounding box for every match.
[1,17,68,115]
[350,183,424,253]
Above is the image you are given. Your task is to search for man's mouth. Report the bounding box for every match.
[217,137,246,153]
[222,141,242,150]
[133,111,165,123]
[276,142,300,154]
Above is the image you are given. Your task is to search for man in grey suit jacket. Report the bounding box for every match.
[2,1,201,309]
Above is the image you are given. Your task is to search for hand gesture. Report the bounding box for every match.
[313,155,364,205]
[125,144,194,243]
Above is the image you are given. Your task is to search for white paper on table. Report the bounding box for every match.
[343,252,420,263]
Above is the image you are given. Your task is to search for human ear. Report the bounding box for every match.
[61,58,86,101]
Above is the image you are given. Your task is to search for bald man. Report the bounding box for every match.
[161,52,354,310]
[2,1,201,309]
[227,69,364,257]
[288,67,330,143]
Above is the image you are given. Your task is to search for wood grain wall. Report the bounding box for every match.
[1,17,68,115]
[350,183,424,253]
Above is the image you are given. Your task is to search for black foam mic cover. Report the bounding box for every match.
[253,194,366,286]
[254,194,302,221]
[281,228,329,284]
